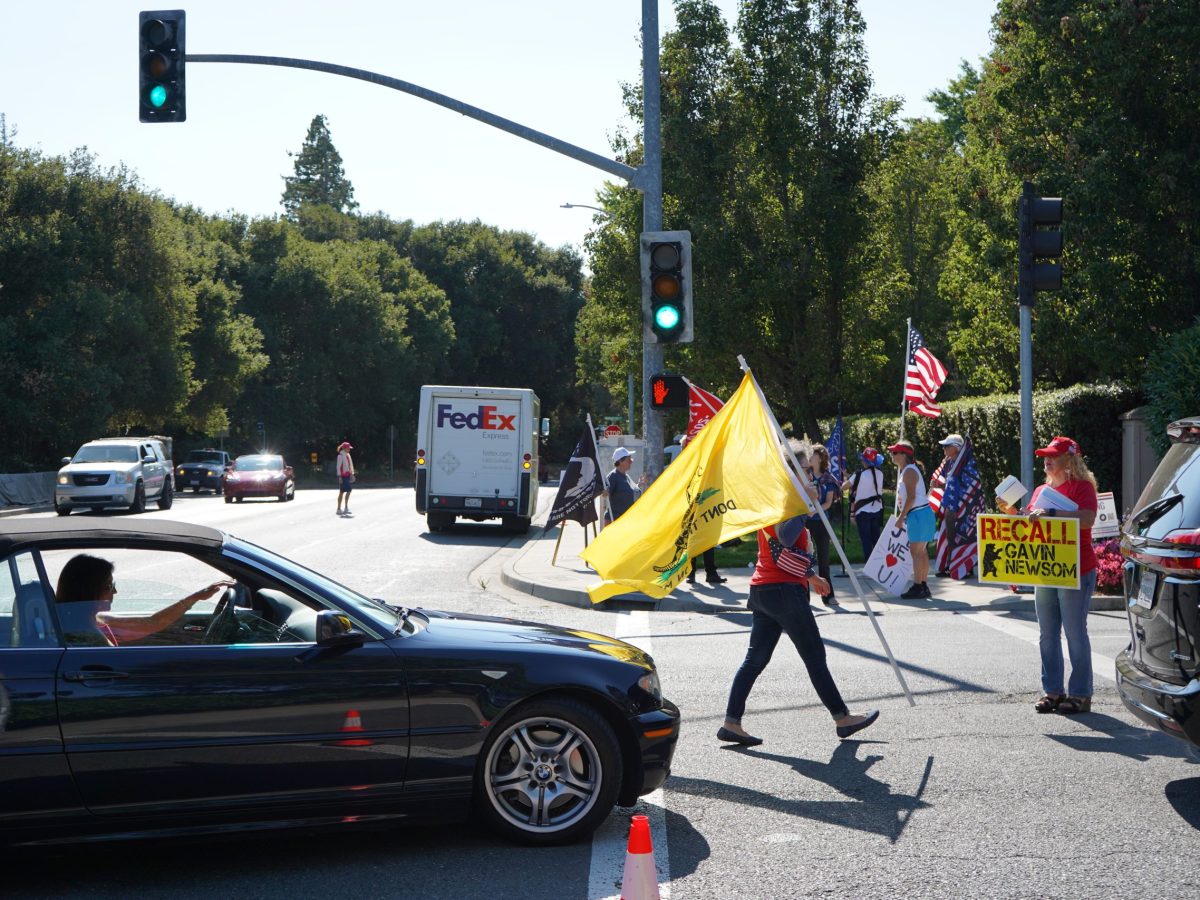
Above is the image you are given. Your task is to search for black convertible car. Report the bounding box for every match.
[0,518,679,847]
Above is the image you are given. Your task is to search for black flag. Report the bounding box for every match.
[544,424,605,529]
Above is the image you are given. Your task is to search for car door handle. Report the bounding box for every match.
[63,667,130,682]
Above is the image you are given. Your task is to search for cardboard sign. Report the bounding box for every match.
[976,514,1081,589]
[864,515,913,595]
[1092,491,1120,539]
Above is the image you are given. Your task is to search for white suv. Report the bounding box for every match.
[55,438,174,515]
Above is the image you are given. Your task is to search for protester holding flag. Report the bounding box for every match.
[844,447,886,560]
[934,433,986,581]
[931,434,963,576]
[804,443,841,608]
[718,443,880,747]
[888,440,934,599]
[604,447,646,524]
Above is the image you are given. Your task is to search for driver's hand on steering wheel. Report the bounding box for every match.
[186,580,237,608]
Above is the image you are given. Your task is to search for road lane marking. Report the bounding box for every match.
[588,610,671,900]
[966,610,1116,683]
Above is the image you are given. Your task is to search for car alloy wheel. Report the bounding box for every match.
[477,698,621,845]
[130,482,146,514]
[157,479,173,510]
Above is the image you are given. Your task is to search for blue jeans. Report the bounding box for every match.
[725,582,849,722]
[1034,570,1097,698]
[855,510,883,561]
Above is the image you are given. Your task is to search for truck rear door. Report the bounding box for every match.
[428,395,523,500]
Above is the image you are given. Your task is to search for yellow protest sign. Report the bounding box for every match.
[976,514,1081,589]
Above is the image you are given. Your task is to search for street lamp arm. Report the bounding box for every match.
[187,54,647,189]
[561,202,614,219]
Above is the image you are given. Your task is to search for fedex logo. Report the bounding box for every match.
[437,404,516,431]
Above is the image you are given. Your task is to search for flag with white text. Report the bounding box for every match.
[686,382,725,444]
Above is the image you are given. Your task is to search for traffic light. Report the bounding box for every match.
[640,230,693,343]
[1018,180,1063,306]
[139,10,186,123]
[649,374,688,410]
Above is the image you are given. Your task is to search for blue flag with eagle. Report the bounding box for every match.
[580,372,811,603]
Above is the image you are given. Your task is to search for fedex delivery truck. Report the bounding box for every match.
[415,385,548,533]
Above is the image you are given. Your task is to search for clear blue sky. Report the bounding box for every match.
[0,1,996,253]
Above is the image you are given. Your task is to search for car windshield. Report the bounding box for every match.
[186,451,226,463]
[234,456,283,472]
[72,444,139,464]
[224,536,398,631]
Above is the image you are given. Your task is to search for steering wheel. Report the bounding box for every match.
[202,584,247,644]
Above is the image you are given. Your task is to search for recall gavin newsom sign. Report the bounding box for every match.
[976,513,1081,589]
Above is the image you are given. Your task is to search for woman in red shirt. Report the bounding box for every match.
[1027,436,1099,715]
[717,445,880,746]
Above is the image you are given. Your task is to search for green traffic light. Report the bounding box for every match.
[654,305,681,331]
[147,84,168,108]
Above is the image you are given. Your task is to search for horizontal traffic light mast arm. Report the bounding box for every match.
[186,54,645,189]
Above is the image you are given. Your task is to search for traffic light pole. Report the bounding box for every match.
[640,0,666,478]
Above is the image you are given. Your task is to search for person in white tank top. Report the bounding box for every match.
[887,440,935,599]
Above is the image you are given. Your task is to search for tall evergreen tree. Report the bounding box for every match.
[280,114,359,218]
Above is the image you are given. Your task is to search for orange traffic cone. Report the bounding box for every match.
[620,814,660,900]
[336,709,372,746]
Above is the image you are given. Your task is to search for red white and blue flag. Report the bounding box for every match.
[906,327,948,418]
[935,434,986,579]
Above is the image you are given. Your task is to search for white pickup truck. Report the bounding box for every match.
[55,437,174,515]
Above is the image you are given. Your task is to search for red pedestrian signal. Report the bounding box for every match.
[649,374,688,410]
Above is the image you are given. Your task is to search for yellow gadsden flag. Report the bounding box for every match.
[580,372,809,603]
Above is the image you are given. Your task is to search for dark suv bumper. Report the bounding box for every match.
[1115,651,1200,747]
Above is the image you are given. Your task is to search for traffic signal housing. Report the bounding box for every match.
[640,230,693,344]
[139,10,186,123]
[1018,180,1063,306]
[649,374,688,410]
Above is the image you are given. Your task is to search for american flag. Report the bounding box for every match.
[906,327,948,418]
[934,434,986,579]
[826,415,846,483]
[685,382,724,443]
[927,456,950,514]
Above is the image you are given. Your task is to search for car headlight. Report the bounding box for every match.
[177,468,185,476]
[118,472,134,484]
[57,474,69,485]
[637,670,662,703]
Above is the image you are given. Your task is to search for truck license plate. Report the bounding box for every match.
[1135,571,1156,609]
[465,498,482,508]
[190,480,199,486]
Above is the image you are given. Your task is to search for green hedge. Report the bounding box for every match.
[824,383,1139,511]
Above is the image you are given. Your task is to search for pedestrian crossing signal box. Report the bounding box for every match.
[650,374,688,410]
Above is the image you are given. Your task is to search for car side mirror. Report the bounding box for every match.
[61,457,71,466]
[142,454,155,462]
[314,610,365,647]
[540,417,551,438]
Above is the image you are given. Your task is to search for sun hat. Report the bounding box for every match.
[860,447,884,468]
[887,440,915,457]
[338,441,353,451]
[612,447,635,464]
[938,433,964,448]
[1034,436,1080,457]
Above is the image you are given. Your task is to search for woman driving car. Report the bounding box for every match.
[54,553,233,646]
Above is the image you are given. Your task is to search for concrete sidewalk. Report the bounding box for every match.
[501,513,1125,613]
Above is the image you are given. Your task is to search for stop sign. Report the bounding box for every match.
[604,425,622,438]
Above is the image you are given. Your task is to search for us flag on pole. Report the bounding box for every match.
[685,381,724,443]
[906,327,948,418]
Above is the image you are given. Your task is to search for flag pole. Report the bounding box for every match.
[900,318,911,441]
[587,413,613,528]
[838,403,847,578]
[738,356,917,707]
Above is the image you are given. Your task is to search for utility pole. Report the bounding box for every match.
[641,0,665,478]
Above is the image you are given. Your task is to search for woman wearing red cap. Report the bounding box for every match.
[888,440,935,599]
[1027,436,1098,715]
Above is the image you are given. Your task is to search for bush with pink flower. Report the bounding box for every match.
[1093,538,1125,595]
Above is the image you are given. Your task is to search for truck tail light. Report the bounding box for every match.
[523,453,532,470]
[417,449,426,466]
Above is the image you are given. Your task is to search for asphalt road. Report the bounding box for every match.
[6,486,1199,899]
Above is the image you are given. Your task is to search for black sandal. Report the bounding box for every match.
[1057,696,1091,715]
[1034,694,1063,714]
